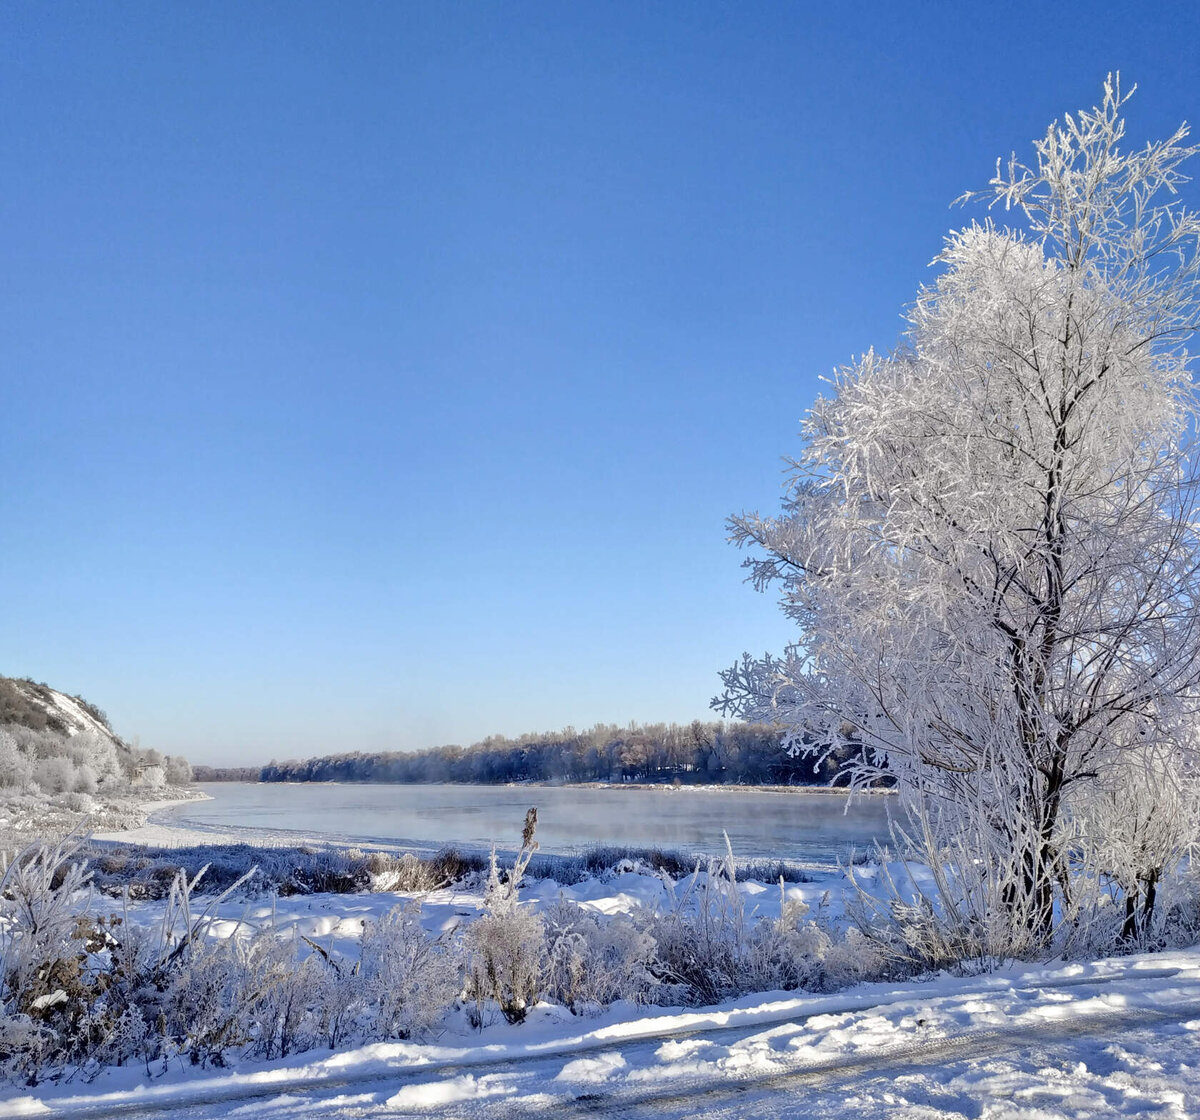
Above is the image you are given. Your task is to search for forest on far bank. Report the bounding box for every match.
[201,720,866,787]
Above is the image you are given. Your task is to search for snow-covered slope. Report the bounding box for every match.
[0,676,122,744]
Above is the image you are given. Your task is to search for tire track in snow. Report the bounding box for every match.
[540,999,1200,1120]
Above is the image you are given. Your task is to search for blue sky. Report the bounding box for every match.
[3,4,1198,764]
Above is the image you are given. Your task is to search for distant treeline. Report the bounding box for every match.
[192,765,261,782]
[258,720,865,786]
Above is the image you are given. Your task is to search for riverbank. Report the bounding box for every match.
[90,788,215,845]
[0,785,206,849]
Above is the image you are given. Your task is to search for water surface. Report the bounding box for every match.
[169,782,895,866]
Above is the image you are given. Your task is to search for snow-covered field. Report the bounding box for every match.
[4,800,1198,1119]
[9,949,1200,1118]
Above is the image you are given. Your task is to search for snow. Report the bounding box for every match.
[7,939,1200,1117]
[42,689,112,741]
[89,791,216,844]
[384,1072,515,1108]
[10,805,1198,1116]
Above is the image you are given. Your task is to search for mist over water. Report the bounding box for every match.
[169,783,896,865]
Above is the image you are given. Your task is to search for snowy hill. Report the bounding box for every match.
[0,676,122,744]
[0,676,193,841]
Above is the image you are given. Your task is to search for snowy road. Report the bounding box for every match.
[20,952,1200,1120]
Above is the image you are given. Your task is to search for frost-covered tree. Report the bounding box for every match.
[717,79,1200,945]
[0,731,32,790]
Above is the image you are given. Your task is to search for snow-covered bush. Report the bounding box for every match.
[240,930,325,1059]
[65,732,121,786]
[163,756,193,786]
[133,765,165,791]
[0,732,32,790]
[818,926,889,988]
[31,756,76,795]
[637,853,746,1005]
[635,840,833,1003]
[60,791,96,814]
[634,840,854,1002]
[1076,746,1200,946]
[543,897,658,1012]
[742,883,831,993]
[162,936,250,1066]
[360,848,481,892]
[0,1011,51,1082]
[465,811,546,1025]
[87,1004,150,1071]
[0,838,93,1001]
[0,840,152,1077]
[310,953,362,1050]
[465,902,545,1026]
[71,764,98,796]
[360,902,459,1039]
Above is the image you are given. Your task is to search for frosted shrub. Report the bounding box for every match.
[465,903,545,1026]
[0,732,32,790]
[71,765,98,796]
[163,938,249,1066]
[0,838,93,1001]
[637,840,751,1005]
[742,885,830,993]
[0,1012,50,1082]
[241,930,327,1059]
[841,805,1075,974]
[819,926,888,988]
[466,810,545,1025]
[67,731,122,786]
[0,843,182,1079]
[359,903,459,1039]
[542,897,657,1012]
[134,766,165,790]
[162,923,317,1065]
[31,756,75,796]
[89,1005,149,1070]
[142,863,261,1066]
[311,954,363,1049]
[59,791,96,814]
[636,839,847,1003]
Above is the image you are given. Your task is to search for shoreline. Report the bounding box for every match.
[90,789,216,845]
[555,780,894,796]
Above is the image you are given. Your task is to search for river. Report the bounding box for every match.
[162,782,897,866]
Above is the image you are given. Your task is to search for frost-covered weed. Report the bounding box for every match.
[465,811,547,1026]
[310,953,362,1049]
[543,897,657,1012]
[241,930,325,1059]
[360,903,459,1039]
[635,839,849,1003]
[0,826,928,1084]
[638,857,744,1005]
[742,884,831,992]
[164,935,259,1066]
[465,904,545,1026]
[0,1011,50,1082]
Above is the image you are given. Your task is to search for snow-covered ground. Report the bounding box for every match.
[89,791,216,845]
[11,808,1198,1118]
[8,949,1200,1118]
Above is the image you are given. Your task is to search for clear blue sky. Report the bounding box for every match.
[3,4,1198,765]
